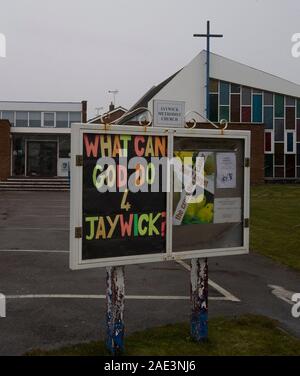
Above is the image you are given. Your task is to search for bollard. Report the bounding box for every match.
[106,266,125,355]
[190,258,208,341]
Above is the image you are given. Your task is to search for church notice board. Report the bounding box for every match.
[70,124,250,270]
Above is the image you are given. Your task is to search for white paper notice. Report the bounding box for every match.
[217,153,236,189]
[214,197,242,224]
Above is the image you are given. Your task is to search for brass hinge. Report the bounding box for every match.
[244,218,249,228]
[75,227,82,238]
[245,158,250,168]
[76,155,83,167]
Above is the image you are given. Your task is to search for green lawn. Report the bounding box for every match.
[27,315,300,356]
[250,184,300,271]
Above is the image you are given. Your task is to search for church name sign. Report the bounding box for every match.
[153,100,185,128]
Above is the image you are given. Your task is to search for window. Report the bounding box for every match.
[69,112,82,126]
[209,79,219,93]
[56,112,69,128]
[275,119,284,141]
[29,112,41,127]
[252,94,262,122]
[219,106,229,121]
[230,94,240,122]
[241,106,251,122]
[264,107,273,129]
[16,111,28,127]
[275,94,284,117]
[242,87,251,106]
[230,83,240,93]
[286,96,295,106]
[43,112,55,127]
[209,94,218,122]
[1,111,15,126]
[264,154,273,178]
[264,130,274,154]
[275,143,284,165]
[285,130,296,154]
[220,81,229,105]
[285,107,295,129]
[264,92,273,106]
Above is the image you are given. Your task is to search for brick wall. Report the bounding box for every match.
[0,120,11,181]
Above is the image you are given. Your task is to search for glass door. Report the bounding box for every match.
[27,141,57,177]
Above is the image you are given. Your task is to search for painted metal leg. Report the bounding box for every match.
[190,258,208,341]
[106,266,125,355]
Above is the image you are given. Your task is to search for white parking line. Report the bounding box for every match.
[0,250,240,302]
[5,294,228,301]
[176,260,240,302]
[9,215,69,218]
[0,249,68,253]
[0,227,68,231]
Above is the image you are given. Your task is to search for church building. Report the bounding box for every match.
[123,50,300,182]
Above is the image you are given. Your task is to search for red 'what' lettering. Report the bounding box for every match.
[84,134,99,157]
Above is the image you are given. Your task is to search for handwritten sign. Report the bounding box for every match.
[82,133,167,260]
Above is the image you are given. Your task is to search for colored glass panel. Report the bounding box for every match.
[297,144,300,165]
[242,87,251,105]
[264,92,273,105]
[220,81,230,105]
[252,94,262,122]
[275,94,284,117]
[275,143,284,165]
[275,119,284,141]
[231,83,240,93]
[209,94,218,122]
[264,154,273,178]
[275,167,284,178]
[265,132,272,152]
[286,96,295,106]
[297,99,300,118]
[285,155,295,178]
[209,79,219,93]
[297,167,300,178]
[286,107,295,129]
[287,132,294,152]
[219,105,229,121]
[297,120,300,142]
[242,106,251,122]
[253,88,262,94]
[230,95,240,122]
[264,106,273,129]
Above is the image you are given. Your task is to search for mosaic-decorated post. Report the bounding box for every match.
[190,258,208,341]
[106,266,125,355]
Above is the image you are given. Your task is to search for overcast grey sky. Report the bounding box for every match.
[0,0,299,117]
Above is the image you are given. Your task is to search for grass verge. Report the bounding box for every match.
[250,184,300,272]
[27,314,300,356]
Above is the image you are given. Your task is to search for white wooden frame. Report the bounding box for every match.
[264,129,274,154]
[70,124,251,270]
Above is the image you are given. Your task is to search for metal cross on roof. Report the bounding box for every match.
[193,21,223,119]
